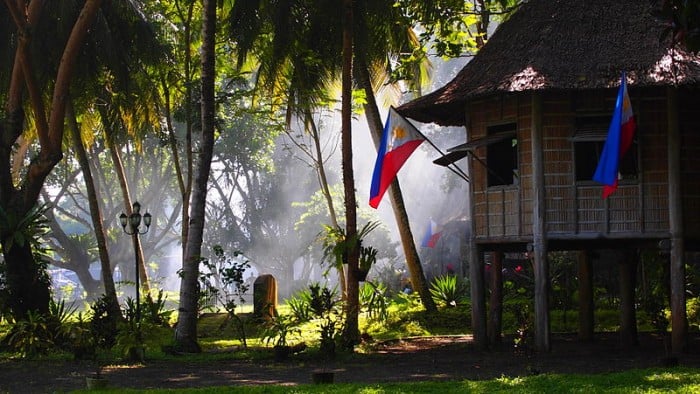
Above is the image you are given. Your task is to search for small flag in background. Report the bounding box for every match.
[421,220,443,248]
[369,107,426,208]
[593,72,637,199]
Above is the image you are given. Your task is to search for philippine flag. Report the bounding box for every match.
[369,107,425,208]
[593,72,636,199]
[421,220,442,248]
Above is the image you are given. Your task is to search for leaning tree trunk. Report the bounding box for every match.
[101,110,150,293]
[357,64,437,312]
[175,0,216,353]
[67,102,120,316]
[305,110,347,300]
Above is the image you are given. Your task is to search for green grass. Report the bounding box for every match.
[69,367,700,393]
[3,296,698,393]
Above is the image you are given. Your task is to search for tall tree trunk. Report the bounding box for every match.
[175,0,216,353]
[341,0,360,347]
[357,64,437,312]
[165,0,196,263]
[67,102,120,315]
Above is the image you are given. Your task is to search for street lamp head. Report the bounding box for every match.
[132,201,141,214]
[143,212,152,228]
[129,212,142,229]
[119,213,128,230]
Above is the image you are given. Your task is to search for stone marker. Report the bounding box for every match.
[253,274,277,319]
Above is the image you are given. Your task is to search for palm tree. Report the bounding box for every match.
[175,0,217,353]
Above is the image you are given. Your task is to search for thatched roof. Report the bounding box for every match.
[399,0,700,126]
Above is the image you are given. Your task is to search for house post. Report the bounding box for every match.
[488,251,504,346]
[531,92,550,352]
[618,250,639,346]
[577,250,594,341]
[667,87,687,354]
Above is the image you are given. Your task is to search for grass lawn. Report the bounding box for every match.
[70,367,700,393]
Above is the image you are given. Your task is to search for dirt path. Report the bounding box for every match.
[1,333,698,392]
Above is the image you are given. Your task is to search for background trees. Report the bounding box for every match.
[0,0,520,351]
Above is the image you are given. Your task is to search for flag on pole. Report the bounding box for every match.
[593,72,637,199]
[421,219,443,248]
[369,107,425,208]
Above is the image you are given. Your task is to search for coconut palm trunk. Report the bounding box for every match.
[341,0,361,347]
[175,0,216,353]
[357,64,437,312]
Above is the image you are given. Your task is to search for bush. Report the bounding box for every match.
[4,311,54,357]
[429,275,461,308]
[89,294,120,349]
[360,281,389,322]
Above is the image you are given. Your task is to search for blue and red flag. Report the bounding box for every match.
[369,107,425,208]
[593,72,637,199]
[421,219,442,248]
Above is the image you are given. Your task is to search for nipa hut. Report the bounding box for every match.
[398,0,700,353]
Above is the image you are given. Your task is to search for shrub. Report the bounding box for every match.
[4,311,53,357]
[360,281,389,321]
[429,275,460,308]
[286,290,312,322]
[89,294,120,349]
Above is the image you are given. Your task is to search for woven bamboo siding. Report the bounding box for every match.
[542,94,575,234]
[608,186,642,232]
[466,87,700,243]
[469,98,492,238]
[680,88,700,237]
[638,93,669,233]
[576,186,606,233]
[517,99,533,236]
[470,95,525,240]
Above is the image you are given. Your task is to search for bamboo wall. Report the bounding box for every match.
[468,87,700,243]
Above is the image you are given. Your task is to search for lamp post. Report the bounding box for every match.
[119,201,152,324]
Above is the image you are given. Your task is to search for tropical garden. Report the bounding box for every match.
[1,0,700,392]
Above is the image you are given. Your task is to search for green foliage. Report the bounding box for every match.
[142,289,174,327]
[261,315,301,348]
[320,221,381,269]
[190,245,252,316]
[286,289,313,322]
[89,294,120,349]
[3,311,54,357]
[0,299,77,358]
[688,297,700,332]
[429,275,461,308]
[654,0,700,53]
[359,281,389,322]
[0,204,51,254]
[65,312,96,360]
[307,283,343,358]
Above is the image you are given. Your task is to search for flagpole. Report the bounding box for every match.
[392,106,471,183]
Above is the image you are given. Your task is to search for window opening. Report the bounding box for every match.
[486,123,518,187]
[573,115,638,182]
